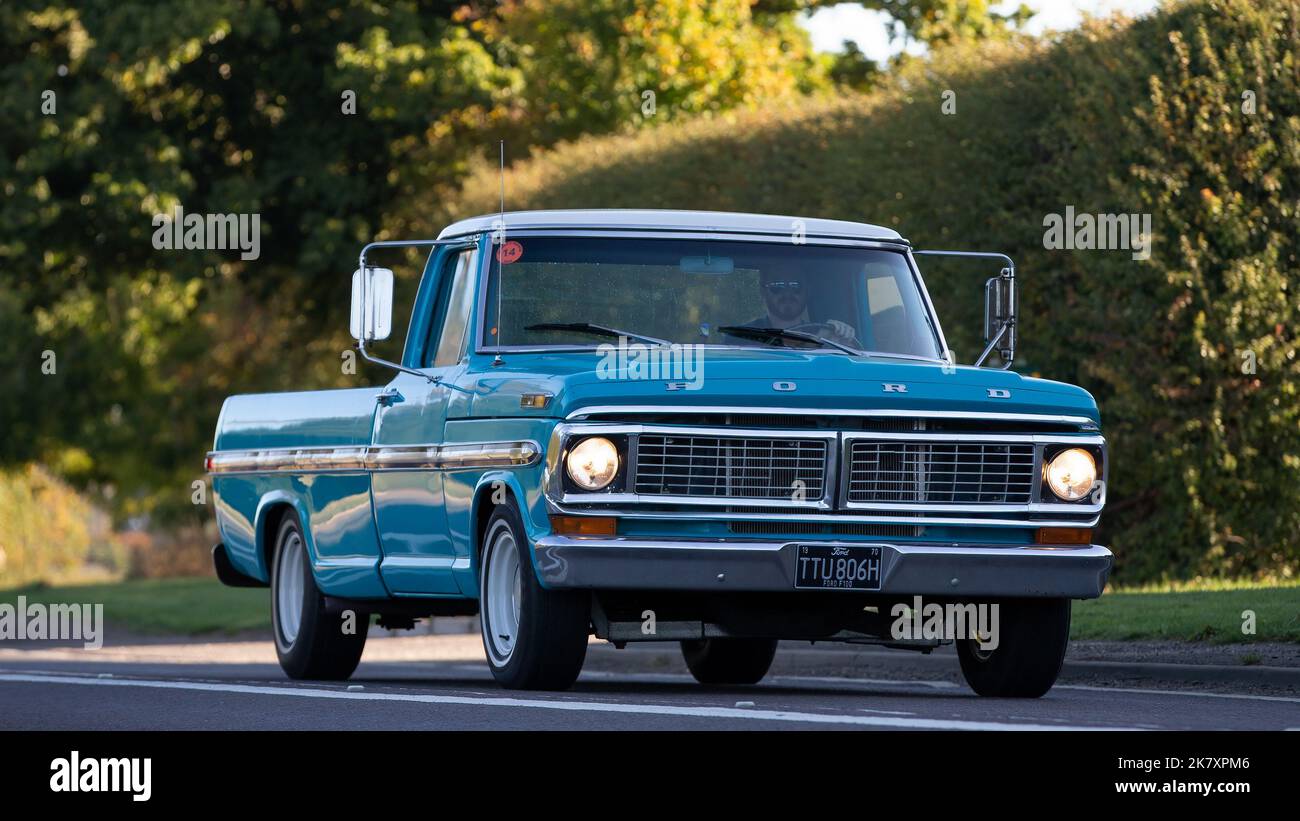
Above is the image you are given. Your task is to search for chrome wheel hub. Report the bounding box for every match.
[276,531,306,646]
[483,523,522,665]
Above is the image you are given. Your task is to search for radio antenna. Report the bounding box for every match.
[493,139,506,365]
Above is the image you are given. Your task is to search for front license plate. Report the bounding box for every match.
[794,545,882,591]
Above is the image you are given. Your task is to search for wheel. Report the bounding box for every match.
[681,638,778,685]
[479,499,589,690]
[956,598,1071,697]
[270,512,367,680]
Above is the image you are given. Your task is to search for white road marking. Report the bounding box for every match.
[770,673,960,689]
[746,671,1299,706]
[618,668,1298,706]
[0,671,1130,731]
[1057,683,1300,705]
[576,666,961,690]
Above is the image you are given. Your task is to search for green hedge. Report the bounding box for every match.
[439,0,1299,583]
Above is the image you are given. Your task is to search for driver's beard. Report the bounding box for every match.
[766,303,808,328]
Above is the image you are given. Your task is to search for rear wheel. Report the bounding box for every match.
[270,512,367,680]
[681,638,778,685]
[479,500,590,690]
[957,598,1071,697]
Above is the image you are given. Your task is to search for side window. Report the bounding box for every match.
[426,250,478,368]
[864,270,919,354]
[866,274,904,316]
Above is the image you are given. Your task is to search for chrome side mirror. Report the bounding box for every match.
[913,250,1017,369]
[350,266,394,341]
[982,268,1015,366]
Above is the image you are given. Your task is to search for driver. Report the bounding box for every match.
[746,266,858,346]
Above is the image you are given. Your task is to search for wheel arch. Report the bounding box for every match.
[252,492,318,583]
[469,471,546,588]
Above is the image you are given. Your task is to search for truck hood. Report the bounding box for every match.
[460,349,1100,425]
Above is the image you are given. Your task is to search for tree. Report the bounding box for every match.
[829,40,880,90]
[482,0,827,146]
[0,1,518,519]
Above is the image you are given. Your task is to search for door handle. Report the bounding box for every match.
[375,387,404,406]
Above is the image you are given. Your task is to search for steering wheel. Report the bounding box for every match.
[786,321,863,350]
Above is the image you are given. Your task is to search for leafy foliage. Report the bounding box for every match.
[483,0,827,146]
[0,464,123,585]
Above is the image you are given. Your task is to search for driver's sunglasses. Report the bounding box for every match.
[764,281,804,295]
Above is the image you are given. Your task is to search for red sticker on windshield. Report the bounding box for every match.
[496,240,523,264]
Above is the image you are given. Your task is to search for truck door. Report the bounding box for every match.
[371,245,479,595]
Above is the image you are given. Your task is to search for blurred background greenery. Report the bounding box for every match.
[0,0,1295,588]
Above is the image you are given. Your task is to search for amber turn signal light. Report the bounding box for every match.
[549,515,617,536]
[1036,527,1092,545]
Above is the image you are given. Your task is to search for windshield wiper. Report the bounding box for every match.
[524,322,671,348]
[717,325,860,356]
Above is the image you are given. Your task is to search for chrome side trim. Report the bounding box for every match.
[206,440,540,475]
[435,441,541,469]
[207,447,368,474]
[367,445,443,470]
[564,405,1097,427]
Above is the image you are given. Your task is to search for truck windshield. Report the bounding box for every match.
[480,236,944,359]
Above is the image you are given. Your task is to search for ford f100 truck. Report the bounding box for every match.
[207,210,1110,697]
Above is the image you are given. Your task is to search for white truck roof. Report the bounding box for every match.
[437,209,904,242]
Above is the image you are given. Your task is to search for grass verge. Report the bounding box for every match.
[1072,581,1300,643]
[0,577,269,636]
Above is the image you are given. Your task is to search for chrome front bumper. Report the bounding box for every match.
[533,537,1112,599]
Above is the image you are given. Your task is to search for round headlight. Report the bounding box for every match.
[1044,448,1097,501]
[566,437,619,491]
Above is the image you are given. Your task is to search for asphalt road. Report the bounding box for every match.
[2,642,1298,730]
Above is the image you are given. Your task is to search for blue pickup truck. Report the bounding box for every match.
[207,209,1110,697]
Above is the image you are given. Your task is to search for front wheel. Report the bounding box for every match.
[479,500,590,690]
[271,512,368,680]
[681,638,778,685]
[956,598,1071,697]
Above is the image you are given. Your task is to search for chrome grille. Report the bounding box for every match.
[846,440,1034,504]
[635,434,827,501]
